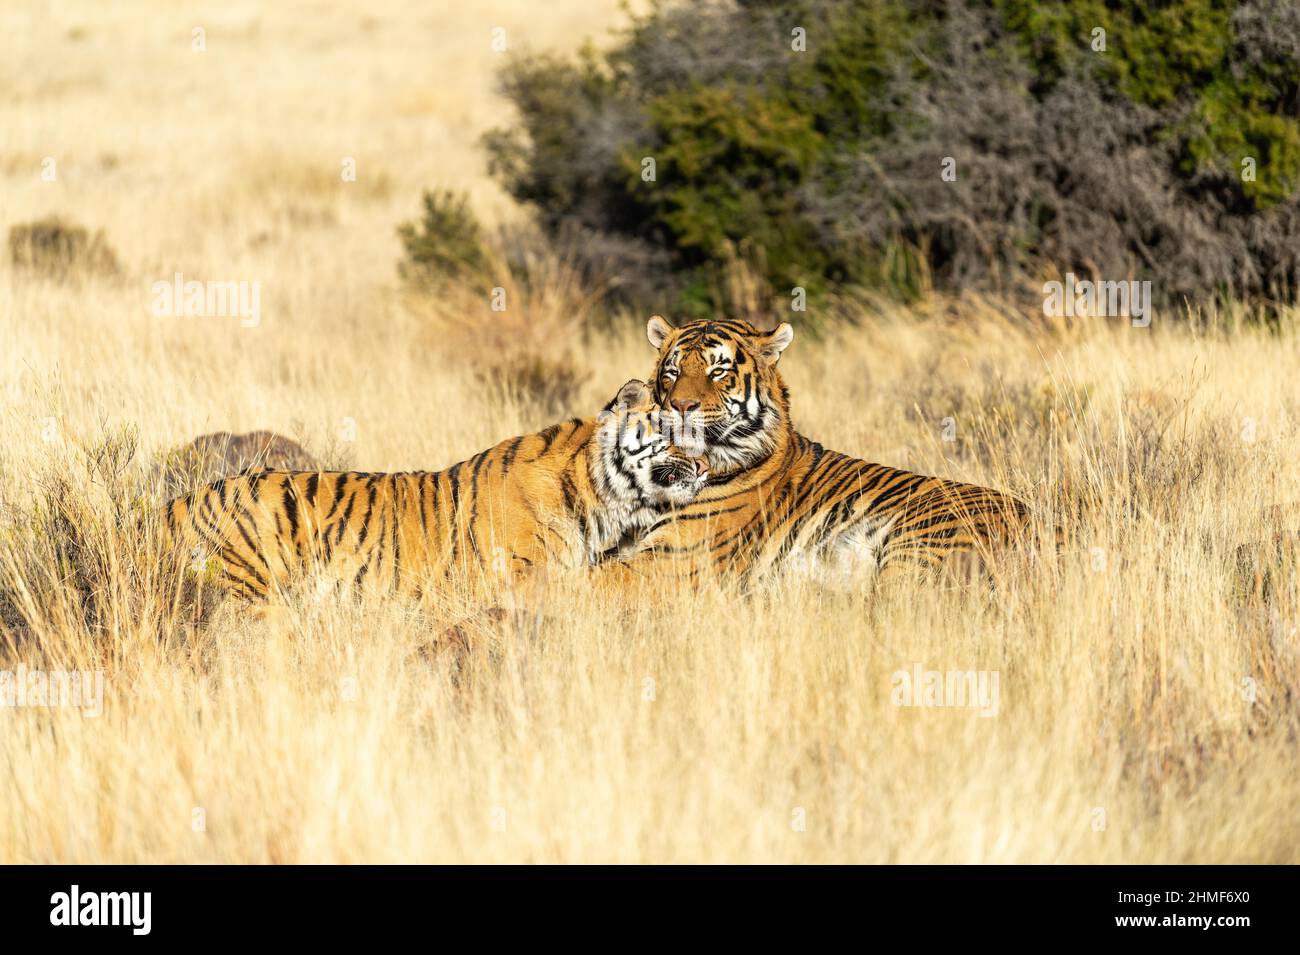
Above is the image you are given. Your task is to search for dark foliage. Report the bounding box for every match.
[9,216,120,280]
[397,190,492,290]
[480,0,1300,318]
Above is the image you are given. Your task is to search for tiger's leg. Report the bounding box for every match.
[417,605,507,665]
[425,554,549,658]
[248,600,294,628]
[1233,529,1300,610]
[872,481,1031,590]
[873,537,995,590]
[432,544,697,654]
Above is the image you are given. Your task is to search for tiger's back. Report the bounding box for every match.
[630,432,1029,586]
[161,381,709,601]
[162,420,598,601]
[165,469,458,600]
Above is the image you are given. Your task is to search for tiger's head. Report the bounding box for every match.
[646,315,794,477]
[595,379,710,511]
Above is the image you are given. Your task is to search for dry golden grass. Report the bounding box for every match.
[2,0,1299,863]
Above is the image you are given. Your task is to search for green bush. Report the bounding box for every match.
[999,0,1300,208]
[627,85,828,286]
[480,0,1300,316]
[397,190,491,290]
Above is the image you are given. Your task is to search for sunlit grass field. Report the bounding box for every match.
[1,0,1297,864]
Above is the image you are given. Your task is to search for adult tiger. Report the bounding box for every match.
[598,316,1031,588]
[162,380,708,601]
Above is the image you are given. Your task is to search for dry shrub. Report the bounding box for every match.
[0,428,206,662]
[473,355,589,419]
[152,430,321,500]
[9,216,120,280]
[400,196,601,416]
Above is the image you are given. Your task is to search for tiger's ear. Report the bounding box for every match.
[757,322,794,365]
[605,379,653,414]
[647,315,675,350]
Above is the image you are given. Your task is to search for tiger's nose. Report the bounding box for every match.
[693,459,709,477]
[671,398,699,415]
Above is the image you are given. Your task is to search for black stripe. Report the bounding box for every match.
[355,480,379,546]
[283,483,300,543]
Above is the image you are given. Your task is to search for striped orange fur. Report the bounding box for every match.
[597,317,1032,588]
[161,380,707,600]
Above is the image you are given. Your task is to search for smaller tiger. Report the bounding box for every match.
[161,380,708,601]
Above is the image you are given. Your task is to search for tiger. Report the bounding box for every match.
[591,316,1032,589]
[161,380,708,601]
